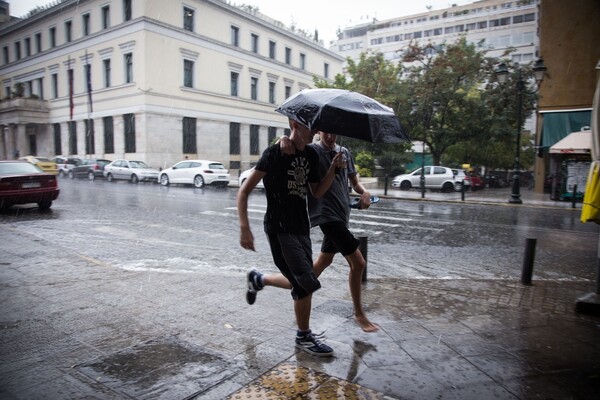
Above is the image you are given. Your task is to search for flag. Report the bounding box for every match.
[86,51,93,113]
[68,56,74,120]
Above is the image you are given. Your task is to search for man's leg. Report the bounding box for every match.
[343,249,378,332]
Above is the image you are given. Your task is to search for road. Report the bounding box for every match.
[2,179,598,284]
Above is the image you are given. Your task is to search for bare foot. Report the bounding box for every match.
[355,315,379,332]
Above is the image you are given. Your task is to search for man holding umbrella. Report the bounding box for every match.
[246,131,379,332]
[237,118,346,357]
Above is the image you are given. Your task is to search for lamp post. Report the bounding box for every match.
[495,59,546,204]
[411,101,439,198]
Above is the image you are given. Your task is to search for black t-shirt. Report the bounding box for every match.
[256,144,320,235]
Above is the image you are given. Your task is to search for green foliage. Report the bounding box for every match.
[354,152,375,177]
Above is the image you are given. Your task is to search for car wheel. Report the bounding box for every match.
[38,200,52,211]
[160,174,170,186]
[194,175,205,188]
[131,174,139,184]
[68,170,74,179]
[454,182,464,192]
[58,170,65,177]
[107,173,114,182]
[400,181,411,190]
[87,171,95,181]
[442,182,455,193]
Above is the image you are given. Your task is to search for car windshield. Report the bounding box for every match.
[97,160,111,165]
[129,161,150,169]
[0,162,43,174]
[36,157,52,162]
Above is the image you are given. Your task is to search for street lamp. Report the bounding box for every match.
[494,58,546,204]
[411,101,439,198]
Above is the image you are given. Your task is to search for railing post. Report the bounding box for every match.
[521,238,537,285]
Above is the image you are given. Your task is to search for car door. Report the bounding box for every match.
[429,166,448,188]
[170,161,191,184]
[111,160,126,180]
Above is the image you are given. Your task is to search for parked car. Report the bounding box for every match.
[103,159,160,183]
[0,161,60,210]
[159,160,230,188]
[52,156,81,177]
[392,166,460,193]
[19,156,59,175]
[451,169,472,191]
[468,172,484,191]
[68,158,112,180]
[238,167,264,189]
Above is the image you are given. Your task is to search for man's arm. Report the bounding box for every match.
[349,173,371,209]
[309,152,346,199]
[237,169,266,251]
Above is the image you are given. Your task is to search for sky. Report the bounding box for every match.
[7,0,472,44]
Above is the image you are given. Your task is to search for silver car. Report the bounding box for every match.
[103,159,159,183]
[392,166,458,193]
[159,160,230,188]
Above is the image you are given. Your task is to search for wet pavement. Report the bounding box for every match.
[1,185,600,399]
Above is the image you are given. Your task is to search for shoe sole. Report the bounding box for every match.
[295,343,334,357]
[246,270,257,305]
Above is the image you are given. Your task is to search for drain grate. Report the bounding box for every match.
[313,299,355,318]
[76,335,240,399]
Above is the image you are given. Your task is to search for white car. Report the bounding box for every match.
[392,166,463,193]
[159,160,230,188]
[103,159,160,183]
[239,167,264,189]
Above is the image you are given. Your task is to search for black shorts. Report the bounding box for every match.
[266,232,321,300]
[319,221,360,256]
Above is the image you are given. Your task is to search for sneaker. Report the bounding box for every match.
[295,331,334,357]
[246,269,263,305]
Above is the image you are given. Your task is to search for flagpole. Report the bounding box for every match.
[85,50,92,157]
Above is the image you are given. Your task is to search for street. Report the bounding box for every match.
[2,179,598,283]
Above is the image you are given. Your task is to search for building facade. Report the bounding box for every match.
[0,0,343,172]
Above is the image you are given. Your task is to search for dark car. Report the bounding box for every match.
[69,159,112,181]
[52,156,81,177]
[0,161,60,210]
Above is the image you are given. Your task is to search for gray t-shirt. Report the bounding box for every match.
[308,142,357,227]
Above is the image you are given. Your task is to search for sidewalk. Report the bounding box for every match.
[1,187,599,400]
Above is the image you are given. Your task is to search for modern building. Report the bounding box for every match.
[333,0,539,67]
[0,0,343,172]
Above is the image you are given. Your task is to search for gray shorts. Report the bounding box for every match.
[266,232,321,300]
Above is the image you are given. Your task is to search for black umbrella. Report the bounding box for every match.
[275,88,410,144]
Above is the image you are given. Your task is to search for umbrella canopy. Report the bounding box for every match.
[275,88,410,144]
[549,129,592,154]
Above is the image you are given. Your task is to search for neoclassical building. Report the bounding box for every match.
[0,0,343,172]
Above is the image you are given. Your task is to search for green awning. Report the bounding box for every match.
[541,110,592,150]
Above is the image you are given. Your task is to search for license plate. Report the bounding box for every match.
[22,182,41,188]
[218,176,226,179]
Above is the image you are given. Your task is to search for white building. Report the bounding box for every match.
[334,0,538,66]
[0,0,343,172]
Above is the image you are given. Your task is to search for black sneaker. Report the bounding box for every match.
[246,269,263,305]
[295,331,334,357]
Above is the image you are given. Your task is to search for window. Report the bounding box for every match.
[230,122,240,155]
[268,127,277,144]
[523,13,535,22]
[230,72,239,96]
[285,47,291,64]
[83,13,90,36]
[103,116,114,153]
[53,123,61,156]
[299,53,306,69]
[231,25,239,46]
[269,40,276,59]
[65,20,72,42]
[124,113,136,153]
[184,7,194,31]
[68,121,77,155]
[250,77,258,100]
[49,27,56,47]
[184,60,194,88]
[124,53,133,83]
[85,119,95,154]
[250,125,260,155]
[35,33,42,53]
[324,63,329,78]
[285,85,291,99]
[14,41,21,60]
[2,46,8,64]
[52,73,58,98]
[103,59,111,87]
[269,82,276,104]
[24,38,31,57]
[477,21,487,29]
[102,6,110,29]
[251,33,259,53]
[182,117,197,153]
[123,0,132,21]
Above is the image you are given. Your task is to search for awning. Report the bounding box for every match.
[540,110,592,154]
[550,129,592,154]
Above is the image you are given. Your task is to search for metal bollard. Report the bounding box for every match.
[384,174,388,196]
[358,236,368,283]
[572,184,578,209]
[461,179,465,201]
[521,238,537,285]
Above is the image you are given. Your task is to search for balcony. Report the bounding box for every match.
[0,97,50,125]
